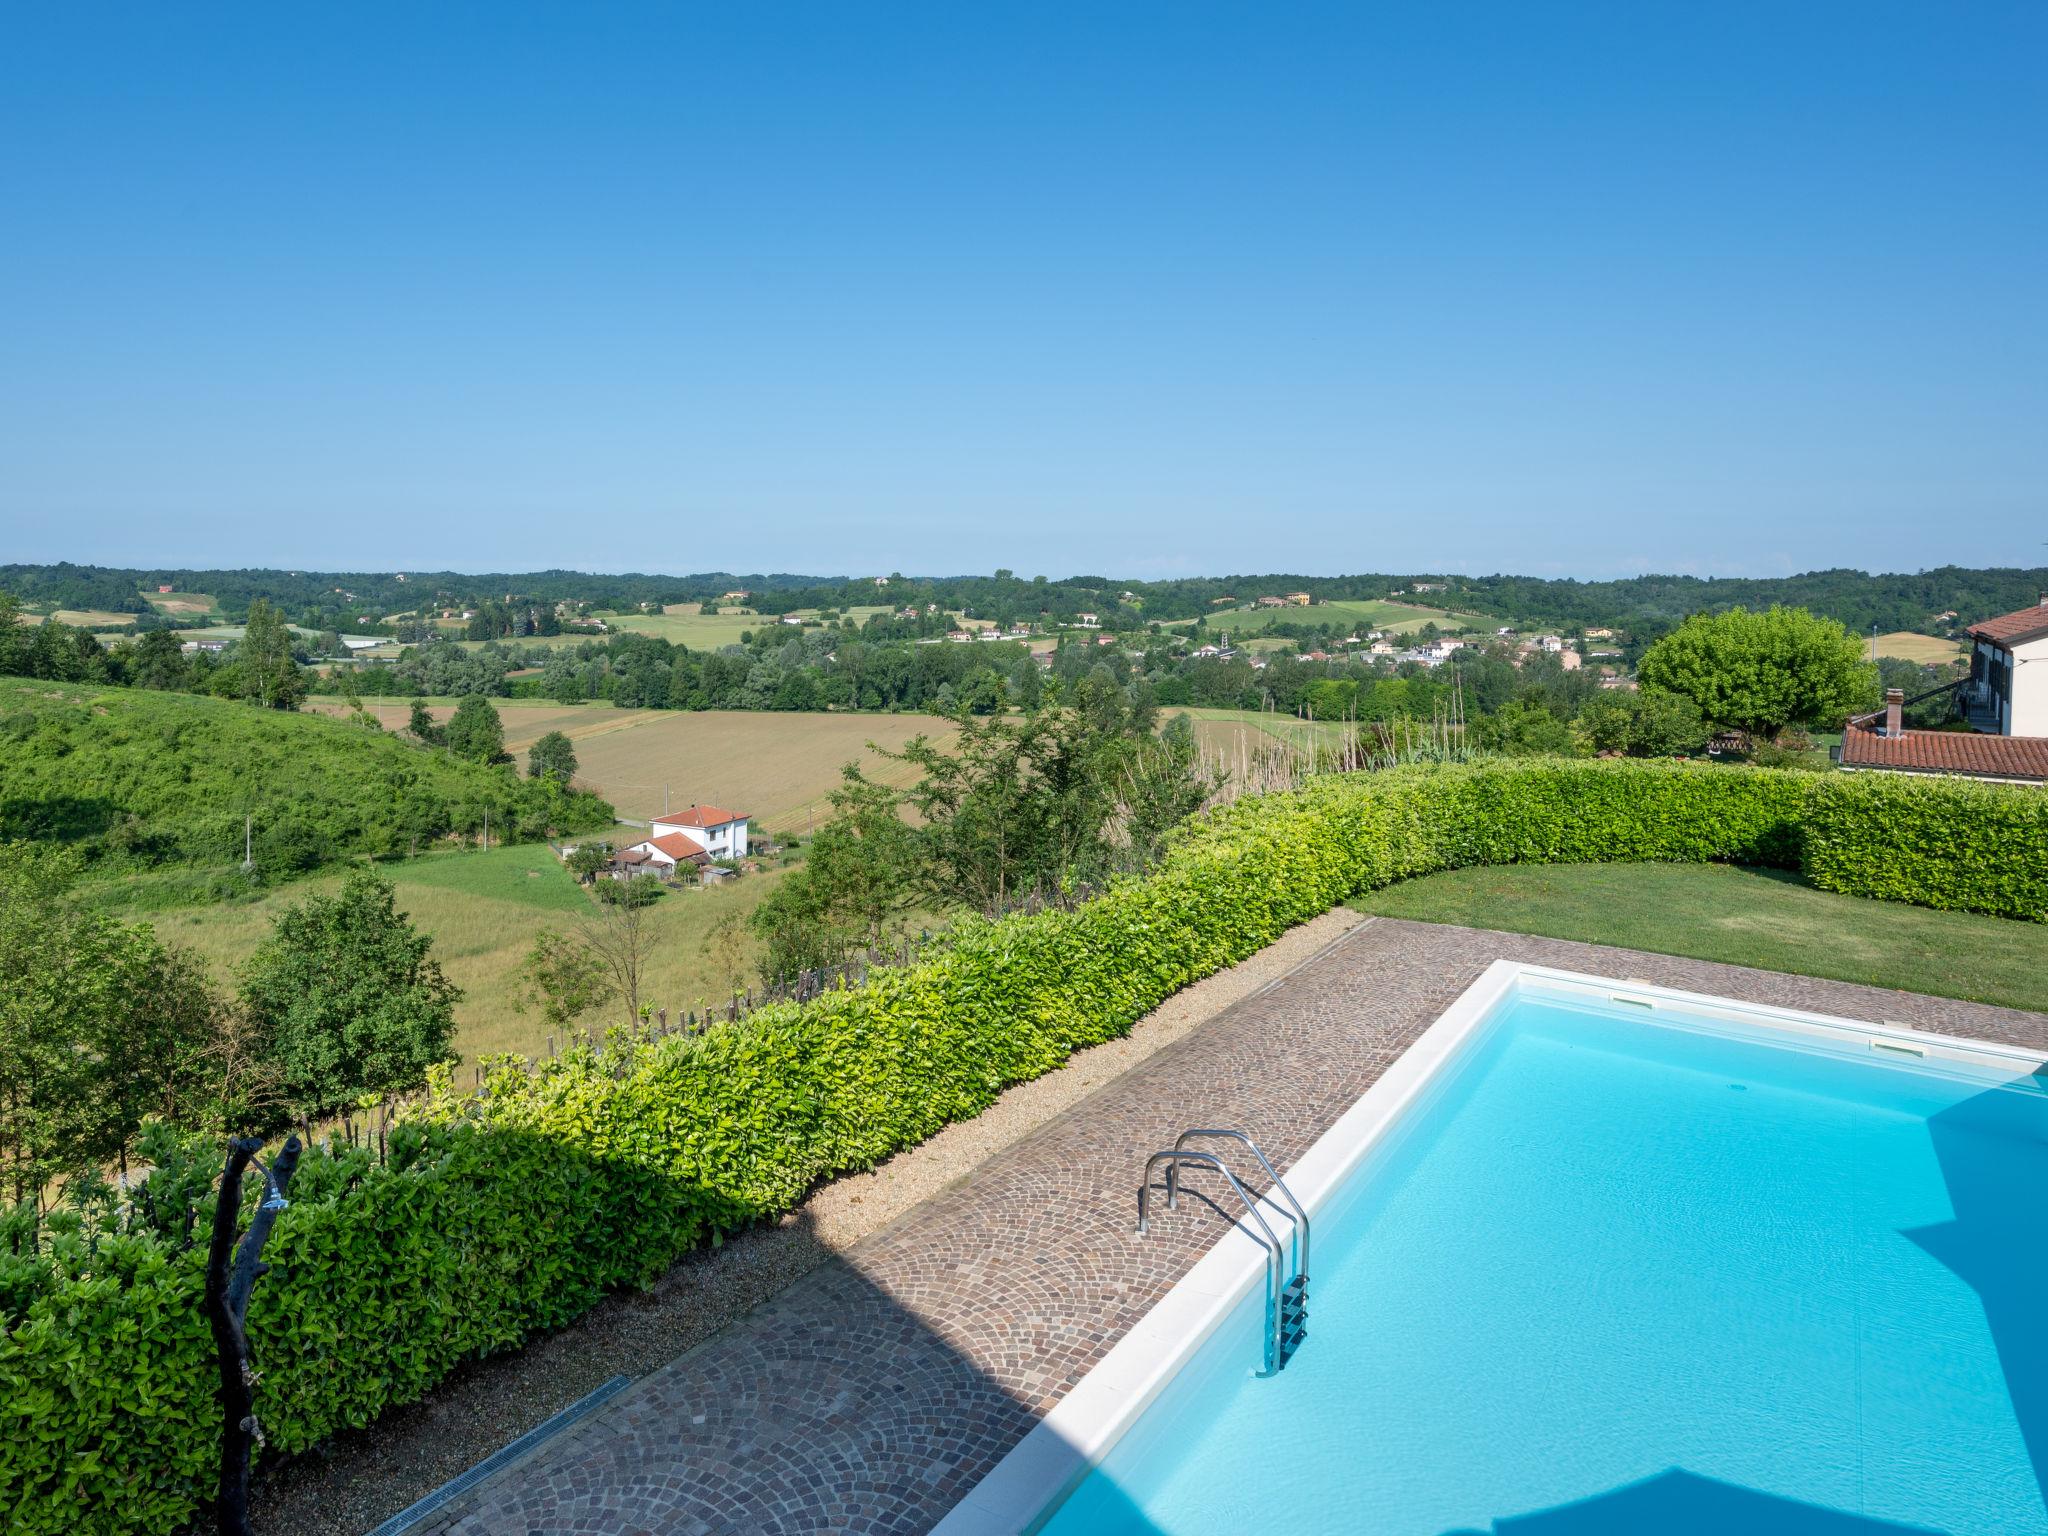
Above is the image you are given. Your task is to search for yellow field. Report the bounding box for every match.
[438,607,765,650]
[154,842,785,1062]
[302,701,956,831]
[1873,631,1967,665]
[15,607,139,627]
[142,590,218,616]
[569,709,955,832]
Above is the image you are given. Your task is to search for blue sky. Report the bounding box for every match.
[2,2,2043,580]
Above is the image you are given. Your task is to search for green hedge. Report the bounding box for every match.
[3,760,2040,1533]
[1802,770,2048,921]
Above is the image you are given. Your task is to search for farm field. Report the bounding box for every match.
[304,701,958,830]
[614,601,895,647]
[304,698,649,753]
[16,607,139,627]
[1872,630,1967,665]
[142,590,219,617]
[1177,705,1350,758]
[154,842,785,1062]
[1197,598,1494,639]
[570,709,955,831]
[435,604,898,653]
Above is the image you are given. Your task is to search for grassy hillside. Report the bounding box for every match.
[140,590,219,617]
[154,841,784,1061]
[0,677,610,897]
[1872,630,1967,665]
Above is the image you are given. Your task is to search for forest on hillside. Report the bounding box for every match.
[4,560,2043,640]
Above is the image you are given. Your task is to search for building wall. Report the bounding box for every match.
[2012,634,2048,737]
[650,817,750,860]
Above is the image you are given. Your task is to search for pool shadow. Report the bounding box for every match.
[1440,1468,1939,1534]
[1900,1081,2048,1508]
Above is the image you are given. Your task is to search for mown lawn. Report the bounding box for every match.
[1350,862,2048,1014]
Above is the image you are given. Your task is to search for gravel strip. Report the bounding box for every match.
[251,907,1367,1536]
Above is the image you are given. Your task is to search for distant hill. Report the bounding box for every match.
[5,559,2043,639]
[0,678,611,900]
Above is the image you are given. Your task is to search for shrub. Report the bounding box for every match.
[3,759,2039,1533]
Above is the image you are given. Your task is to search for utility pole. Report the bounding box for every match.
[241,815,253,873]
[482,806,489,852]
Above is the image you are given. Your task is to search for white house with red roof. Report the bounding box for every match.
[1964,593,2048,738]
[640,804,751,861]
[1838,594,2048,784]
[618,833,710,876]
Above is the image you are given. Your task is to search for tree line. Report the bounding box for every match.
[7,559,2043,643]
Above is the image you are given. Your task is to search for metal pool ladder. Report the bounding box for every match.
[1136,1129,1310,1376]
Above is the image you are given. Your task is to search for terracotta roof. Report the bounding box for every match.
[1839,723,2048,781]
[1966,598,2048,648]
[652,805,746,829]
[640,832,713,862]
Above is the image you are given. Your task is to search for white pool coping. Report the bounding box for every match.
[930,960,2048,1536]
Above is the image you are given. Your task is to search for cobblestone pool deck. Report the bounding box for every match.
[412,917,2048,1535]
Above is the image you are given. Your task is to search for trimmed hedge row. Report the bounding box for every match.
[3,760,2041,1533]
[1801,770,2048,921]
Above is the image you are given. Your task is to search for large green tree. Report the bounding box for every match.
[0,844,221,1203]
[406,696,443,744]
[0,591,22,677]
[130,627,191,691]
[237,598,305,710]
[750,767,923,982]
[238,870,460,1122]
[527,729,577,784]
[1636,606,1877,740]
[444,693,505,763]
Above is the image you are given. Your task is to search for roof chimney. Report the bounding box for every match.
[1884,687,1904,738]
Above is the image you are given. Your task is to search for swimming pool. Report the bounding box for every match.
[937,963,2048,1535]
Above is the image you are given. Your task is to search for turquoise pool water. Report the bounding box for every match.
[1040,987,2048,1535]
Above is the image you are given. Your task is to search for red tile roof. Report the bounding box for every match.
[652,805,746,829]
[1839,723,2048,781]
[641,831,712,862]
[1967,598,2048,648]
